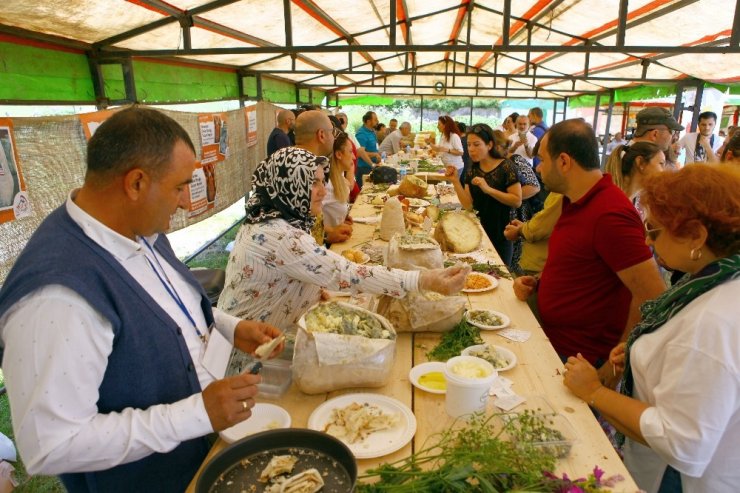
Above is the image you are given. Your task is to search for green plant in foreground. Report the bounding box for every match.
[425,318,483,362]
[356,413,556,492]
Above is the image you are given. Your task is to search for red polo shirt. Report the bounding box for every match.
[537,174,652,364]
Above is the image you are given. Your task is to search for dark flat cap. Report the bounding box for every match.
[636,107,684,131]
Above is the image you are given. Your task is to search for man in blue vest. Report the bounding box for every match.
[0,107,283,492]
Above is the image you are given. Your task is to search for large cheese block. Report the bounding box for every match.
[397,175,428,198]
[433,212,482,253]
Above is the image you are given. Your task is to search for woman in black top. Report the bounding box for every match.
[446,124,522,265]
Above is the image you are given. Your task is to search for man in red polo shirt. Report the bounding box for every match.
[514,119,665,379]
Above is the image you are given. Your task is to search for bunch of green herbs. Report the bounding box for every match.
[425,318,482,361]
[356,413,556,492]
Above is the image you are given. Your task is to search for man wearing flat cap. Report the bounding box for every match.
[630,107,684,153]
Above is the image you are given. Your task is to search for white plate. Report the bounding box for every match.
[219,403,291,443]
[461,273,499,293]
[406,198,430,207]
[408,361,447,394]
[307,393,416,459]
[465,309,511,330]
[462,344,517,372]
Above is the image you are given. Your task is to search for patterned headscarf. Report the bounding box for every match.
[245,147,329,233]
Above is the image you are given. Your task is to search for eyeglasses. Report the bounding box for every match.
[470,124,492,140]
[643,219,663,241]
[325,126,343,139]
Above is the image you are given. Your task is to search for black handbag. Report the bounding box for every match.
[368,166,398,184]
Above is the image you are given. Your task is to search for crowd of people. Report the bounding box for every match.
[0,102,737,493]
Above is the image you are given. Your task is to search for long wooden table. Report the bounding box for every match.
[186,181,637,492]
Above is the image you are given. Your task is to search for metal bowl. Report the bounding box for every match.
[195,428,357,493]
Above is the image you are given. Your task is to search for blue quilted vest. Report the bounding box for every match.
[0,205,213,492]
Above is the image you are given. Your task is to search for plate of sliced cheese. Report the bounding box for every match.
[307,393,416,459]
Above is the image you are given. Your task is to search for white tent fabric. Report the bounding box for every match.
[0,0,737,98]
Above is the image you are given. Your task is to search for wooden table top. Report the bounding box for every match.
[186,183,637,492]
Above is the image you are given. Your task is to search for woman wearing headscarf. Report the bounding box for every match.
[563,164,740,492]
[219,144,469,373]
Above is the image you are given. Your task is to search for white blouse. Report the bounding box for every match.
[218,218,419,335]
[439,133,464,170]
[321,179,350,228]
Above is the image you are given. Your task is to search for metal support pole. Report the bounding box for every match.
[237,70,245,108]
[180,15,193,50]
[122,57,138,103]
[469,96,473,126]
[86,52,109,109]
[592,93,601,130]
[283,0,293,47]
[420,94,424,131]
[690,82,705,132]
[601,90,615,168]
[390,0,397,46]
[616,0,629,47]
[502,0,511,46]
[256,73,263,101]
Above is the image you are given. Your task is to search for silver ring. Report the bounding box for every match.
[242,400,248,411]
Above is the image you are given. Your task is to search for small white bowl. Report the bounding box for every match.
[462,344,517,372]
[465,309,510,330]
[219,403,291,443]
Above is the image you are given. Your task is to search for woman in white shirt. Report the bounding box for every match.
[322,132,355,229]
[433,116,464,175]
[564,164,740,493]
[219,147,469,374]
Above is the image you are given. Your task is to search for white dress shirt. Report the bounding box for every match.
[378,129,403,155]
[508,132,538,165]
[623,279,740,493]
[0,192,241,475]
[676,132,724,164]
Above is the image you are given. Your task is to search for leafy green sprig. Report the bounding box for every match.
[356,413,557,492]
[425,318,482,362]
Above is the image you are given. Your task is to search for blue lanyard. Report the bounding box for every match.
[141,238,208,343]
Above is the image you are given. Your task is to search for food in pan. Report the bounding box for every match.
[264,468,324,493]
[259,455,298,482]
[340,249,366,263]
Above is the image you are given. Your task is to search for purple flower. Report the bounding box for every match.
[592,466,605,483]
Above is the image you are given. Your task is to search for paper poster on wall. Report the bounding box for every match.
[199,113,229,164]
[0,119,31,224]
[187,160,216,218]
[79,109,118,140]
[245,106,258,147]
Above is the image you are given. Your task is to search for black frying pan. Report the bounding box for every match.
[196,428,357,493]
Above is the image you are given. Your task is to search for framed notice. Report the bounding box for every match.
[199,113,229,164]
[187,160,217,218]
[245,105,258,147]
[79,109,118,140]
[0,119,31,224]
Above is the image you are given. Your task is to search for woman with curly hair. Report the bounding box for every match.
[445,124,522,265]
[564,164,740,492]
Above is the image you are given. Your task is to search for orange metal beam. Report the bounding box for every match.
[443,0,472,62]
[509,0,673,75]
[474,0,554,69]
